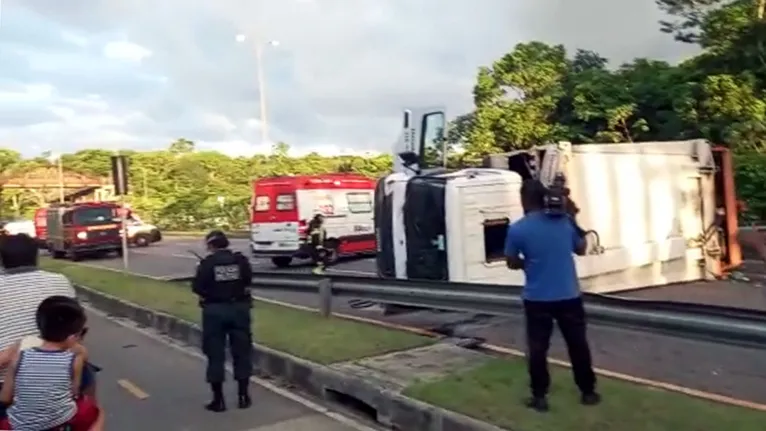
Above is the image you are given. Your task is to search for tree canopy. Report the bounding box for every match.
[449,0,766,219]
[3,0,766,226]
[0,142,392,230]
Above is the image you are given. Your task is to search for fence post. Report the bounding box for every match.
[318,278,333,318]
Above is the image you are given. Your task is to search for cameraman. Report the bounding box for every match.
[504,179,600,412]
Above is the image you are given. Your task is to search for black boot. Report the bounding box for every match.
[205,382,227,412]
[524,396,549,412]
[237,379,252,409]
[581,392,602,406]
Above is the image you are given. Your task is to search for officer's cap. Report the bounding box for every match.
[205,230,230,249]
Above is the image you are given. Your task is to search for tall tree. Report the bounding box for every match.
[467,42,569,160]
[169,138,195,154]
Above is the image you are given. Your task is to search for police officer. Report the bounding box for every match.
[307,213,328,274]
[192,230,253,412]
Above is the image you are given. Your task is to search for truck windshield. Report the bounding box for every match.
[73,207,116,226]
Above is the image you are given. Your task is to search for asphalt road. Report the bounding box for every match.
[114,238,378,279]
[86,309,371,431]
[83,239,766,404]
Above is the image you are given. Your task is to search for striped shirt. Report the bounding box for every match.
[7,348,77,430]
[0,267,76,383]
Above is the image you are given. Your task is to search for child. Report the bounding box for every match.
[0,296,102,431]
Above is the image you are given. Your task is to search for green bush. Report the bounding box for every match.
[734,153,766,224]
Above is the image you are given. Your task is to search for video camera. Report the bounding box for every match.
[542,172,570,216]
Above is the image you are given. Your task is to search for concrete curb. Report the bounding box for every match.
[74,284,508,431]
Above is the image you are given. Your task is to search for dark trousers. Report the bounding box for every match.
[524,297,596,398]
[310,245,330,268]
[201,302,253,383]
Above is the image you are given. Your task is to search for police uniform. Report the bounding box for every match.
[192,230,253,411]
[307,214,328,274]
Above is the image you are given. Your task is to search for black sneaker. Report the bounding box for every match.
[205,398,227,412]
[581,392,601,406]
[238,394,252,409]
[525,396,549,412]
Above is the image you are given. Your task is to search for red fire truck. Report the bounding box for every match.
[46,202,123,261]
[250,174,377,267]
[33,207,48,247]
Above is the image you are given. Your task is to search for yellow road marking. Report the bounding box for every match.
[117,379,150,400]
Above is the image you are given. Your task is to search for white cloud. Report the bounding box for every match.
[0,0,697,158]
[60,31,89,47]
[103,40,152,63]
[1,83,55,102]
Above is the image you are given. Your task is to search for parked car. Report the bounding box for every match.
[126,220,162,247]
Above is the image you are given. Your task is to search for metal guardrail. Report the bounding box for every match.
[247,271,766,350]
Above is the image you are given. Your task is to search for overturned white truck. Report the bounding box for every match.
[374,108,741,294]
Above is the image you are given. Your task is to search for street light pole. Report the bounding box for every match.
[55,155,64,203]
[255,42,269,146]
[236,34,278,147]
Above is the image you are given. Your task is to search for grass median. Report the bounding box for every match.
[404,358,766,431]
[40,259,766,430]
[39,258,432,364]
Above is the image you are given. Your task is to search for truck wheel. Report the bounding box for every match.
[52,250,65,259]
[271,256,292,268]
[68,251,83,262]
[134,234,150,247]
[116,247,124,257]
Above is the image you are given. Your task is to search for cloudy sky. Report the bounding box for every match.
[0,0,699,158]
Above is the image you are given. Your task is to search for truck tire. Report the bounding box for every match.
[134,234,151,247]
[271,256,292,268]
[52,250,65,259]
[68,251,83,262]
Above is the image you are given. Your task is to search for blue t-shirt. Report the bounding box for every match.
[504,212,583,302]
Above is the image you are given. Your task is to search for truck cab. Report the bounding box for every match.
[46,202,124,261]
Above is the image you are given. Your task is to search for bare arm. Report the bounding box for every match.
[573,237,588,256]
[0,341,20,370]
[88,407,105,431]
[0,349,20,405]
[570,217,588,256]
[71,351,87,398]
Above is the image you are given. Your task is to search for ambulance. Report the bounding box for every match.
[250,174,377,268]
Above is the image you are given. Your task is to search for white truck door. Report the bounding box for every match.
[392,107,447,176]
